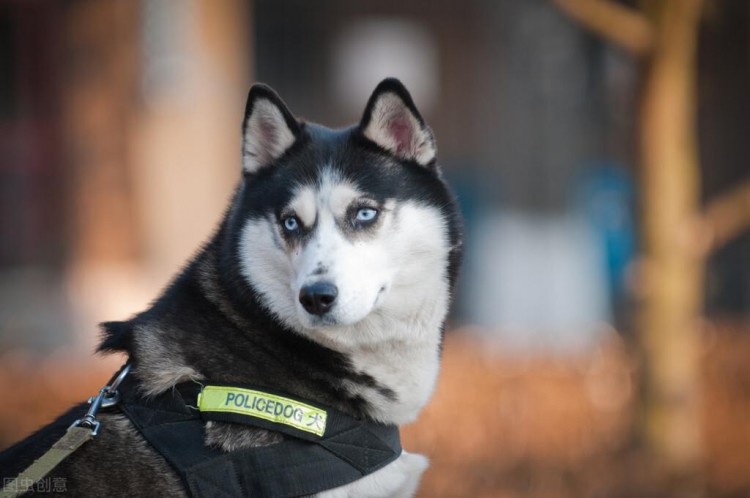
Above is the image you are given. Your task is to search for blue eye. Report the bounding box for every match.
[282,216,299,231]
[355,208,378,222]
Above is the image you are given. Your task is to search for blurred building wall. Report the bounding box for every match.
[0,0,252,354]
[133,0,250,278]
[73,0,252,352]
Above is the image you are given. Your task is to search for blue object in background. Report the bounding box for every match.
[575,162,637,309]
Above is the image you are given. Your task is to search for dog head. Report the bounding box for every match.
[228,78,461,347]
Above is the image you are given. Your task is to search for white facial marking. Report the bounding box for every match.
[238,168,452,423]
[327,181,361,217]
[288,186,317,228]
[288,170,387,328]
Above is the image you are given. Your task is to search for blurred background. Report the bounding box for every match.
[0,0,748,496]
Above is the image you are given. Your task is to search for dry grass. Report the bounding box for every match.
[701,324,750,496]
[404,330,636,497]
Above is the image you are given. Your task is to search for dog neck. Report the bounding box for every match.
[116,244,445,425]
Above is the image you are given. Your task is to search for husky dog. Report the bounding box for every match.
[0,78,462,497]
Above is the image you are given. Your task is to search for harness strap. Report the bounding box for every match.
[0,426,93,498]
[117,376,402,497]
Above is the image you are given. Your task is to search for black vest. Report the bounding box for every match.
[116,376,402,497]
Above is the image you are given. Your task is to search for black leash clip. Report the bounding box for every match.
[70,364,131,436]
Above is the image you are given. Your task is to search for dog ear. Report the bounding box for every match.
[242,84,301,174]
[360,78,436,166]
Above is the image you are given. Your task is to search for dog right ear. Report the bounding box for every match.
[360,78,436,167]
[242,84,301,174]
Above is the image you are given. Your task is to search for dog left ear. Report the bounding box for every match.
[360,78,437,167]
[242,83,301,174]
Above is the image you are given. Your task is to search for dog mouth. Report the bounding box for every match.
[303,314,340,328]
[297,284,388,329]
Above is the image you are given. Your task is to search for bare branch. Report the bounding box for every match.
[697,180,750,256]
[551,0,655,57]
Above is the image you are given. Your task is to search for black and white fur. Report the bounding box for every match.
[0,78,463,497]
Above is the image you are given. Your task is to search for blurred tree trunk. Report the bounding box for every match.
[552,0,749,476]
[638,0,704,472]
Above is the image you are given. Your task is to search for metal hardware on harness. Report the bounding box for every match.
[71,363,131,436]
[0,364,131,498]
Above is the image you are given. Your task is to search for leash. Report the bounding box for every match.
[0,365,131,498]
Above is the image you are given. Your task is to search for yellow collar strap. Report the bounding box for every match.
[197,385,328,437]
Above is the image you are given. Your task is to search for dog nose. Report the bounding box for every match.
[299,282,338,315]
